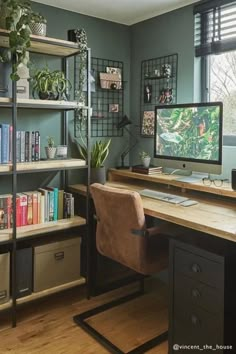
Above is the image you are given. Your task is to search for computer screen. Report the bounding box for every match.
[154,102,223,175]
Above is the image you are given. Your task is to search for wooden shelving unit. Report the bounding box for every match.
[0,97,88,110]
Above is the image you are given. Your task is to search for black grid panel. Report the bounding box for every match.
[140,53,178,137]
[75,56,124,138]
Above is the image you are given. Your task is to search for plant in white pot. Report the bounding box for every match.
[45,136,57,159]
[78,139,111,184]
[139,151,151,168]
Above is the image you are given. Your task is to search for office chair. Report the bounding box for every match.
[74,183,169,354]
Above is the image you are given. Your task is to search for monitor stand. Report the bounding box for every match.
[169,169,207,183]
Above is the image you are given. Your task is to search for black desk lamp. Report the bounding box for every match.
[116,115,138,169]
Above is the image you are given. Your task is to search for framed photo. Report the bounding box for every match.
[106,67,122,89]
[82,69,96,92]
[109,104,119,113]
[144,84,152,103]
[141,111,155,136]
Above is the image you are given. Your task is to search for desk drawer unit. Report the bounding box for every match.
[34,238,81,292]
[169,240,224,354]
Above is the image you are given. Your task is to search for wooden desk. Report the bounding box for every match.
[107,169,236,242]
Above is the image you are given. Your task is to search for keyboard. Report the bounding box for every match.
[139,189,189,204]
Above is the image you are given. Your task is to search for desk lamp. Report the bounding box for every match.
[116,115,138,169]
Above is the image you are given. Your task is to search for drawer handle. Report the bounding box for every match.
[191,263,201,273]
[54,251,64,260]
[0,290,7,300]
[191,288,201,298]
[191,314,200,326]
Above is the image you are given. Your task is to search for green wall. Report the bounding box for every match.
[129,5,195,166]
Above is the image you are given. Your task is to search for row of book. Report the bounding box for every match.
[0,123,40,164]
[131,165,163,175]
[0,188,74,230]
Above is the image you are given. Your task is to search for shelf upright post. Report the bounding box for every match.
[11,56,17,327]
[86,48,92,298]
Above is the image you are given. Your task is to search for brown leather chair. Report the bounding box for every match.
[74,183,170,354]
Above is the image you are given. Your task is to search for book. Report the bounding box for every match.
[23,192,33,225]
[131,165,162,175]
[38,188,48,222]
[17,194,28,226]
[0,124,10,163]
[20,131,25,162]
[58,190,64,220]
[9,126,13,163]
[46,187,58,221]
[35,131,40,161]
[16,131,21,163]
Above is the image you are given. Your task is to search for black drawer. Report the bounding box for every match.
[175,246,224,288]
[174,274,223,314]
[174,302,223,348]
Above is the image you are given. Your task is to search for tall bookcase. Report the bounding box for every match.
[0,29,91,327]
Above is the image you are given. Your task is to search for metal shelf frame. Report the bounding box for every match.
[0,34,91,327]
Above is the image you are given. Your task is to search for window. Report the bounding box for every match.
[194,0,236,144]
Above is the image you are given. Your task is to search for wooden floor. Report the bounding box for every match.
[0,279,168,354]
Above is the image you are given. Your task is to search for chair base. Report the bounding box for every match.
[73,289,168,354]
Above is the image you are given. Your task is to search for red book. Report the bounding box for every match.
[17,194,28,226]
[16,196,21,227]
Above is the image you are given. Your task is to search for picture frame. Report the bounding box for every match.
[141,111,155,136]
[109,103,119,113]
[144,84,152,103]
[106,67,122,89]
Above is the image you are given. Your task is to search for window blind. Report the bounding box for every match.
[194,0,236,56]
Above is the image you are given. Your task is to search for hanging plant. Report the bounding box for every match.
[73,28,88,105]
[0,0,46,81]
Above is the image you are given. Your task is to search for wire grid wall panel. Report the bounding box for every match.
[140,54,178,137]
[74,56,124,137]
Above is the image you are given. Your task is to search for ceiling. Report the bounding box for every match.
[34,0,199,25]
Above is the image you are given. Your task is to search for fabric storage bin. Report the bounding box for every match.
[33,238,81,292]
[0,252,10,304]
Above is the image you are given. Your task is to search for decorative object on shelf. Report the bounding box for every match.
[70,28,88,105]
[161,63,172,78]
[45,136,56,159]
[29,13,47,36]
[106,66,122,88]
[116,115,138,169]
[100,72,121,90]
[140,54,178,137]
[141,111,155,136]
[78,139,111,184]
[139,151,151,168]
[144,84,152,103]
[109,104,119,113]
[159,88,173,104]
[56,145,68,158]
[30,67,72,100]
[0,0,46,81]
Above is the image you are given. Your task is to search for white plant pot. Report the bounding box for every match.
[142,157,151,168]
[45,147,56,159]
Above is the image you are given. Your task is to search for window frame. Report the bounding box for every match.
[201,55,236,146]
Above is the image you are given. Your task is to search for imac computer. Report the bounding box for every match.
[154,102,223,181]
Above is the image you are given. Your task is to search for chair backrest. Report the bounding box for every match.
[90,183,151,274]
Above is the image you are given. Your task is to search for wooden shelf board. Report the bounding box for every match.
[17,278,86,305]
[0,97,85,110]
[0,29,80,57]
[108,169,236,199]
[0,216,86,240]
[0,300,12,311]
[0,159,86,174]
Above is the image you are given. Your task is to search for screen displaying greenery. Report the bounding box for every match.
[155,105,221,161]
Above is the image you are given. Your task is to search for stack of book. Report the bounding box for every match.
[131,165,162,175]
[0,188,74,231]
[0,123,41,164]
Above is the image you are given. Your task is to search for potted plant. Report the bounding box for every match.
[45,136,57,159]
[29,13,47,37]
[31,67,72,100]
[0,0,47,81]
[139,151,151,168]
[78,139,111,184]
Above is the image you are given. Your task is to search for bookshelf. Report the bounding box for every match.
[0,30,91,327]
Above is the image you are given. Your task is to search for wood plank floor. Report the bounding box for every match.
[0,279,168,354]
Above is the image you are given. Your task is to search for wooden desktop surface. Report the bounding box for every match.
[69,169,236,243]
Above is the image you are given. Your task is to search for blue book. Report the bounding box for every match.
[0,124,10,164]
[47,187,58,221]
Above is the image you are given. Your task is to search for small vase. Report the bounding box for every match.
[90,166,106,184]
[142,157,151,168]
[45,147,56,159]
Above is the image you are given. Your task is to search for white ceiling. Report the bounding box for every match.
[34,0,199,25]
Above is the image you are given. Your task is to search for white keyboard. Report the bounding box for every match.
[139,189,189,204]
